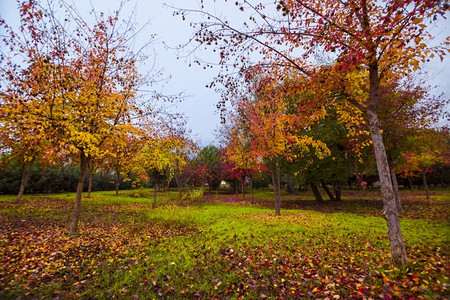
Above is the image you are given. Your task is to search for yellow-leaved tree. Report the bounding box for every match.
[1,0,166,234]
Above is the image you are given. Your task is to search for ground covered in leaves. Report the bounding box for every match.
[0,189,449,299]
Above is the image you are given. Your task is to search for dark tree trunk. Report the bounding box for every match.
[87,170,93,198]
[241,178,245,200]
[69,152,89,235]
[320,180,335,201]
[115,170,121,196]
[270,159,281,216]
[333,182,341,201]
[422,170,430,200]
[407,176,414,191]
[366,60,407,266]
[153,176,158,207]
[15,162,32,203]
[389,164,402,212]
[174,169,183,201]
[275,158,282,215]
[310,182,324,202]
[440,169,445,189]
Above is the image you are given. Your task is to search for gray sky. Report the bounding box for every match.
[1,0,449,145]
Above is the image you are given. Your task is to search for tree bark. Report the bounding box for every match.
[407,176,413,191]
[153,176,158,207]
[115,169,121,196]
[270,159,281,216]
[389,164,402,212]
[241,175,245,200]
[174,170,183,201]
[422,170,430,200]
[367,108,407,266]
[275,158,282,216]
[87,170,93,198]
[365,57,407,266]
[310,182,324,202]
[15,162,33,203]
[69,152,89,235]
[333,183,341,201]
[321,180,335,201]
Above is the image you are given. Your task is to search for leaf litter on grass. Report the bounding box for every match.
[0,198,198,299]
[0,192,449,299]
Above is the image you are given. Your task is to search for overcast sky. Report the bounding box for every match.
[1,0,449,145]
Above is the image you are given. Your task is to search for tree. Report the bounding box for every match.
[400,128,449,199]
[179,0,448,266]
[231,76,330,214]
[138,133,187,206]
[224,124,266,202]
[195,145,224,192]
[1,0,166,234]
[0,107,51,202]
[378,79,447,209]
[103,130,143,196]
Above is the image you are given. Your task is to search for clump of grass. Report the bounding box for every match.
[186,188,204,202]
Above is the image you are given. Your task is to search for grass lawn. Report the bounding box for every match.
[0,188,448,299]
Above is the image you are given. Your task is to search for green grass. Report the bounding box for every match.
[0,188,448,299]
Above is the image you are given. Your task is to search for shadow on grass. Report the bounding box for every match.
[214,189,450,220]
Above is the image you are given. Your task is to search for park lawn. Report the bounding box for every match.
[0,189,448,299]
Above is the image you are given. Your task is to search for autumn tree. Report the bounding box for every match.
[195,145,224,192]
[137,132,189,206]
[1,0,169,234]
[378,79,447,209]
[170,132,197,200]
[0,105,50,202]
[400,128,449,199]
[230,76,329,215]
[178,0,448,266]
[103,129,144,196]
[224,122,267,202]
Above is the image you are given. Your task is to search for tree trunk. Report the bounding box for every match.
[115,170,120,196]
[174,168,183,201]
[241,175,245,200]
[389,164,402,212]
[366,109,407,266]
[366,58,407,266]
[87,170,93,198]
[69,152,89,235]
[310,182,324,202]
[153,176,158,207]
[270,160,281,216]
[422,170,430,200]
[15,162,32,203]
[320,180,335,201]
[275,158,282,216]
[333,182,341,201]
[440,169,445,189]
[407,176,413,191]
